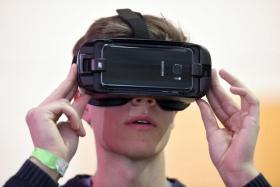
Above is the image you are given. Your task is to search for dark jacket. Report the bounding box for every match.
[4,160,271,187]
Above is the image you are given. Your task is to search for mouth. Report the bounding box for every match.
[125,115,157,129]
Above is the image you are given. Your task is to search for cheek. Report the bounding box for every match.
[159,110,177,127]
[95,107,128,146]
[102,106,127,131]
[157,111,177,139]
[89,107,105,141]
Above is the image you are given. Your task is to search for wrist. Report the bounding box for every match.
[218,164,259,187]
[30,147,69,180]
[29,157,61,181]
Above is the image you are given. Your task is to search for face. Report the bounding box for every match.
[84,95,177,160]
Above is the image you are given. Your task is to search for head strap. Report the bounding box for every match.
[116,9,151,39]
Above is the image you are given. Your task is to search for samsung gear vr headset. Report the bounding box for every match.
[73,9,211,111]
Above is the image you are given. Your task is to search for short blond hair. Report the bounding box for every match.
[73,14,187,56]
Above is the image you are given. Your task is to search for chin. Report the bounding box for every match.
[106,139,167,161]
[101,127,172,160]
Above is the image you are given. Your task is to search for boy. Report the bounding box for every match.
[5,9,270,187]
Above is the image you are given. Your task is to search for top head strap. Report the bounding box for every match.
[116,9,151,39]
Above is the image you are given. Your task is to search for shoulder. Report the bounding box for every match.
[61,175,186,187]
[167,177,186,187]
[61,175,92,187]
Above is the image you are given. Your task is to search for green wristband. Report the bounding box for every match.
[32,147,68,176]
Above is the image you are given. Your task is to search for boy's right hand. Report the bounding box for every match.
[25,64,91,179]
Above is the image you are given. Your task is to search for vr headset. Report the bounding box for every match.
[73,9,211,110]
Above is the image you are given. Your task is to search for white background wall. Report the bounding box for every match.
[0,0,280,185]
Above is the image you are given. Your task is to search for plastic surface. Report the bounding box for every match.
[74,38,211,103]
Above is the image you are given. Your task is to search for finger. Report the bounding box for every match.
[209,69,239,116]
[40,64,78,106]
[219,68,259,117]
[196,99,219,140]
[230,86,259,117]
[72,92,92,117]
[206,89,229,123]
[219,69,245,88]
[65,82,78,101]
[57,123,80,161]
[44,99,85,136]
[71,93,91,137]
[230,87,258,105]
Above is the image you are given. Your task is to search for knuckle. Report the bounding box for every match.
[251,95,259,105]
[25,107,41,125]
[64,78,75,87]
[60,98,71,106]
[254,96,260,104]
[254,98,260,106]
[68,79,76,86]
[59,99,78,116]
[247,90,259,105]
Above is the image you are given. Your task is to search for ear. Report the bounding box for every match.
[82,104,91,124]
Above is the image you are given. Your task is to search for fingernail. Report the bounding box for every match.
[81,127,86,137]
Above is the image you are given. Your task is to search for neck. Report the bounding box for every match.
[92,148,168,187]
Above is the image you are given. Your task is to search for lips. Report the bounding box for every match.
[125,115,157,128]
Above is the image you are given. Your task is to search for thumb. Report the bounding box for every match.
[196,99,219,141]
[58,123,79,161]
[73,92,92,117]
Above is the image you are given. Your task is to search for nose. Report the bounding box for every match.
[131,97,156,107]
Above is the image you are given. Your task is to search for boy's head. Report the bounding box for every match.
[78,10,188,160]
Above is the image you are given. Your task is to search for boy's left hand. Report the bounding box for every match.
[197,69,260,187]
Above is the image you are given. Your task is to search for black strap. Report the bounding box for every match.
[89,97,190,111]
[156,99,190,111]
[89,98,131,106]
[116,9,151,39]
